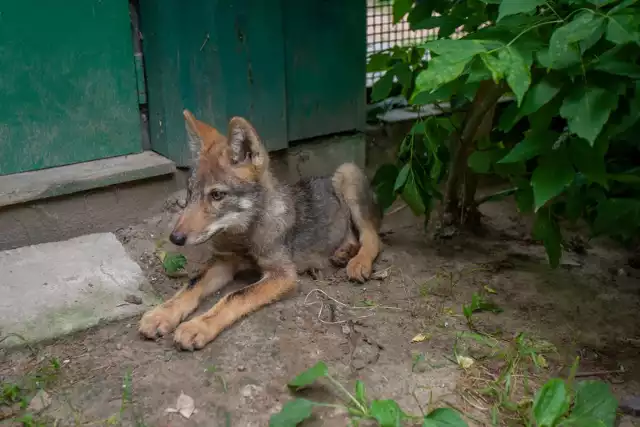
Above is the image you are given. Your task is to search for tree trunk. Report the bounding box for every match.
[439,80,505,232]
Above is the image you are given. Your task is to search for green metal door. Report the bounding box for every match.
[139,0,365,165]
[139,0,288,167]
[0,0,142,176]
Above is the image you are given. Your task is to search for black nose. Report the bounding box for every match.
[169,232,187,246]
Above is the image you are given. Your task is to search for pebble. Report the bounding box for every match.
[124,294,143,305]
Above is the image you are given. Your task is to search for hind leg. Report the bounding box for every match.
[330,227,360,268]
[332,163,383,282]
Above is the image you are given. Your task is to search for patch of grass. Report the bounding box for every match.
[205,365,228,393]
[0,357,62,424]
[454,330,563,425]
[462,292,503,327]
[270,361,469,427]
[103,370,147,427]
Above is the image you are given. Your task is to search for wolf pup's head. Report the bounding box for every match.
[169,111,269,246]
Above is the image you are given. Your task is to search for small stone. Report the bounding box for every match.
[27,390,52,413]
[341,324,351,335]
[237,365,246,372]
[241,384,262,399]
[124,294,143,305]
[618,268,627,277]
[116,343,122,350]
[620,395,640,416]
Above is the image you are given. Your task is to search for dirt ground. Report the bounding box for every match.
[2,184,640,426]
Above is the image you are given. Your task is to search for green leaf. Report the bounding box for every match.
[287,362,328,391]
[569,138,607,186]
[569,381,618,427]
[393,0,413,23]
[606,12,640,45]
[269,399,314,427]
[501,46,532,106]
[532,377,569,426]
[415,60,470,94]
[480,52,505,82]
[593,198,640,238]
[548,12,604,69]
[532,153,575,211]
[372,72,394,102]
[497,0,545,21]
[425,39,493,59]
[162,252,187,274]
[499,130,558,164]
[370,400,403,427]
[520,78,563,116]
[422,407,469,427]
[560,86,619,145]
[367,53,391,73]
[530,94,563,129]
[468,150,497,174]
[355,380,367,405]
[394,62,413,90]
[515,186,534,213]
[372,164,400,212]
[593,56,640,78]
[394,164,410,192]
[402,172,426,215]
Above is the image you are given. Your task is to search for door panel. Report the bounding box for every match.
[0,0,142,175]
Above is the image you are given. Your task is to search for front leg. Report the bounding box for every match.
[139,257,239,339]
[174,264,297,350]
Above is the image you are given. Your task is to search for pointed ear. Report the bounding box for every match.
[227,117,269,172]
[183,109,203,159]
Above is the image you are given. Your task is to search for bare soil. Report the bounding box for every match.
[2,189,640,427]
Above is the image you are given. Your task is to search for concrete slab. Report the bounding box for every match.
[287,133,366,180]
[0,233,156,348]
[0,151,175,208]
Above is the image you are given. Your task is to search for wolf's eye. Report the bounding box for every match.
[209,190,226,201]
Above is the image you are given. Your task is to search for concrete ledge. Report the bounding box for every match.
[375,96,516,123]
[0,151,175,208]
[286,133,366,180]
[0,233,157,348]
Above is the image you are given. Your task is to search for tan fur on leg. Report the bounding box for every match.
[332,163,382,282]
[138,258,239,339]
[330,230,360,267]
[174,268,297,350]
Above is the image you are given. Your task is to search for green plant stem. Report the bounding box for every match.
[326,375,368,415]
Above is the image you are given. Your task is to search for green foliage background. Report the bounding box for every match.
[369,0,640,266]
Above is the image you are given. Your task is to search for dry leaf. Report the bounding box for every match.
[443,307,455,315]
[165,392,195,419]
[456,355,474,369]
[155,250,167,263]
[483,285,497,294]
[27,390,52,413]
[411,333,432,343]
[535,354,548,369]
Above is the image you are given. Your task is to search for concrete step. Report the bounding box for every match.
[0,232,157,348]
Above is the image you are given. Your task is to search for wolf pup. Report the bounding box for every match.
[139,110,382,350]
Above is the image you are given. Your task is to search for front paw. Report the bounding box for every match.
[346,255,372,283]
[174,318,213,351]
[138,306,182,339]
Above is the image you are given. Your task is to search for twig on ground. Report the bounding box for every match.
[385,203,408,216]
[303,288,402,324]
[574,369,625,378]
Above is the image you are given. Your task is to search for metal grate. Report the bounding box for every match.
[366,0,438,86]
[366,1,466,87]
